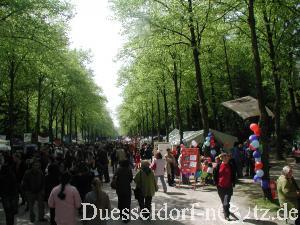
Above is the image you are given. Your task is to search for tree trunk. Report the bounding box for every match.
[61,98,65,142]
[186,107,192,130]
[248,0,271,191]
[36,76,43,136]
[55,113,58,139]
[172,59,183,143]
[75,112,78,142]
[156,91,161,141]
[146,104,149,137]
[209,72,217,129]
[151,99,155,143]
[8,60,16,142]
[262,6,282,159]
[25,93,30,133]
[223,36,234,99]
[187,0,209,136]
[288,53,298,126]
[49,87,55,144]
[162,84,169,142]
[69,107,72,143]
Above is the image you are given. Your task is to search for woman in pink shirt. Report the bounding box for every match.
[48,172,82,225]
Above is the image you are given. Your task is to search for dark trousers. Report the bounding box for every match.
[296,199,300,225]
[217,186,233,218]
[138,196,152,219]
[50,208,56,225]
[2,195,18,225]
[118,193,131,221]
[27,191,45,222]
[100,165,110,182]
[167,164,175,185]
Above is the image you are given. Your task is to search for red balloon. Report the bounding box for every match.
[249,144,256,151]
[254,129,261,137]
[255,162,263,170]
[250,123,259,132]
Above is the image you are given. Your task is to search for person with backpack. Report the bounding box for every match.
[114,160,133,223]
[22,161,46,222]
[83,178,111,225]
[134,160,158,220]
[150,152,167,193]
[48,172,82,225]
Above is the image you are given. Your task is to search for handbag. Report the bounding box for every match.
[134,171,143,200]
[111,174,117,189]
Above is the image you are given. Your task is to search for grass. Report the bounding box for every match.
[252,198,280,213]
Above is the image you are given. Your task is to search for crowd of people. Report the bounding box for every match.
[0,140,299,225]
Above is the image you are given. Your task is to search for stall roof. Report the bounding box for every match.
[221,96,274,120]
[169,129,238,150]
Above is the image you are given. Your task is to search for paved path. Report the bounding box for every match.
[0,177,292,225]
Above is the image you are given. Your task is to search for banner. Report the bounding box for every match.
[24,133,32,143]
[0,135,6,140]
[180,148,199,174]
[38,136,49,143]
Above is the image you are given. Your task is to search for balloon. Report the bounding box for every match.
[255,157,261,162]
[210,149,217,156]
[205,141,210,147]
[249,145,256,151]
[208,132,212,137]
[254,130,261,137]
[191,140,198,147]
[253,175,262,183]
[261,179,269,189]
[205,137,210,141]
[255,162,263,170]
[256,169,264,178]
[249,135,258,142]
[250,123,259,132]
[253,150,261,158]
[211,143,216,148]
[251,140,259,149]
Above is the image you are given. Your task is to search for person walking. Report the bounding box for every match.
[165,149,176,186]
[0,163,19,225]
[115,160,133,223]
[134,160,158,220]
[83,178,111,225]
[48,172,82,225]
[213,153,237,221]
[22,161,46,222]
[151,152,167,193]
[277,166,300,225]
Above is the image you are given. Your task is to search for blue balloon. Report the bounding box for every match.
[261,179,269,189]
[251,140,260,149]
[210,149,216,156]
[255,157,261,162]
[253,150,261,158]
[208,132,213,137]
[249,134,258,142]
[254,175,262,183]
[205,137,211,141]
[256,169,264,178]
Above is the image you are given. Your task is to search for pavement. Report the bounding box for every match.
[1,181,294,225]
[1,158,299,225]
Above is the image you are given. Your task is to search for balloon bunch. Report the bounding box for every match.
[249,123,264,183]
[204,132,217,157]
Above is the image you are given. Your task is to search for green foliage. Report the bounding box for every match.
[0,0,117,141]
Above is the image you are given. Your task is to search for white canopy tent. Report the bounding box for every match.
[169,129,238,150]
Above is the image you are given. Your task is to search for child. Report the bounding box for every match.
[205,163,214,185]
[134,150,141,170]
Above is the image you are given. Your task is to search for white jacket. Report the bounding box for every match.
[152,158,165,176]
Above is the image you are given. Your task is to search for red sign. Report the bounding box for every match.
[180,148,199,174]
